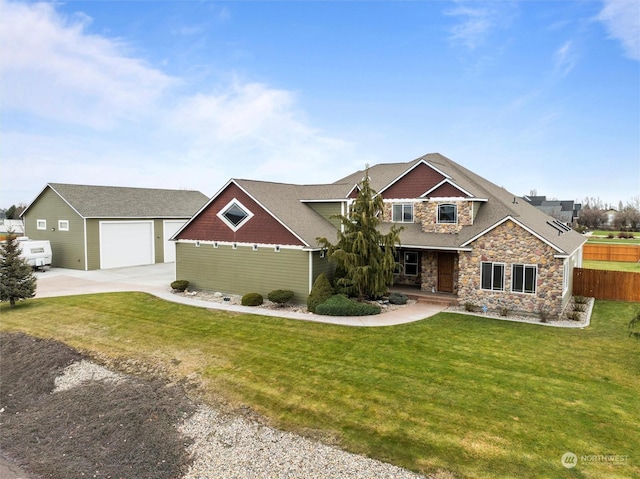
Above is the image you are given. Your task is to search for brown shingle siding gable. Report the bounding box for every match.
[381,161,446,198]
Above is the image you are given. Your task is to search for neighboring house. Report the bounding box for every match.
[0,219,25,236]
[21,183,208,270]
[523,195,581,226]
[173,153,587,317]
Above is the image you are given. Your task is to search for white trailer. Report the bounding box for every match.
[17,238,52,270]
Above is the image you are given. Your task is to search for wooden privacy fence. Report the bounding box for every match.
[583,243,640,262]
[573,268,640,302]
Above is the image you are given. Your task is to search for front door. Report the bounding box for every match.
[437,252,455,293]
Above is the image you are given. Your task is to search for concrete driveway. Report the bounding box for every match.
[33,263,445,327]
[35,263,174,298]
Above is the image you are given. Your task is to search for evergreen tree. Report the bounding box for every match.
[317,167,402,300]
[0,233,37,307]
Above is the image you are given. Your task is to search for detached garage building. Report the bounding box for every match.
[21,183,208,270]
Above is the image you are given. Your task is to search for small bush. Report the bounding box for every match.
[307,273,334,313]
[388,292,408,305]
[241,292,264,306]
[566,311,582,321]
[573,303,587,313]
[267,289,295,307]
[316,294,381,316]
[538,310,550,323]
[499,306,510,317]
[608,233,615,239]
[464,302,478,312]
[573,295,588,304]
[170,280,189,292]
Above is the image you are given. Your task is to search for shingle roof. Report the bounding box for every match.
[43,183,208,218]
[185,153,586,255]
[233,179,339,247]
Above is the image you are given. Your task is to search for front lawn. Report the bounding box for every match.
[1,294,638,478]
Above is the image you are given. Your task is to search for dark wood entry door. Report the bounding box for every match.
[438,253,455,293]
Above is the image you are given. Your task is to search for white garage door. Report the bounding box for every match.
[100,221,154,269]
[163,220,186,263]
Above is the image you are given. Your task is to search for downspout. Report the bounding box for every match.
[83,217,88,270]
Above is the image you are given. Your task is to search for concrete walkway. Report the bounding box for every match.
[34,263,445,327]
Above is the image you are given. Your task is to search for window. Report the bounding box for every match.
[512,264,537,294]
[217,199,254,231]
[392,204,413,222]
[58,220,69,231]
[404,252,419,276]
[481,262,505,291]
[438,204,457,224]
[37,219,46,230]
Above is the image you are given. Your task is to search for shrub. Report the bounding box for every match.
[388,292,408,305]
[464,302,478,313]
[608,233,615,239]
[573,295,588,304]
[267,289,295,307]
[241,292,263,306]
[538,309,550,323]
[566,311,582,321]
[573,303,587,313]
[307,273,334,313]
[170,280,189,292]
[316,294,381,316]
[499,306,510,317]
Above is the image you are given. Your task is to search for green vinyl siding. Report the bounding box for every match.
[86,219,100,270]
[306,202,343,229]
[176,242,310,303]
[312,250,336,285]
[23,188,86,270]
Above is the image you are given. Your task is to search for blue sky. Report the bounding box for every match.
[1,0,638,209]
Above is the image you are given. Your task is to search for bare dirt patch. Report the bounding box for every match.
[0,332,194,479]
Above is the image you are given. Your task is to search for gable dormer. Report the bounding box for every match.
[380,160,447,199]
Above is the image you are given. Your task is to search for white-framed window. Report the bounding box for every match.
[481,262,505,291]
[217,198,254,232]
[37,219,47,230]
[437,204,457,224]
[58,220,69,231]
[512,264,537,294]
[392,204,413,222]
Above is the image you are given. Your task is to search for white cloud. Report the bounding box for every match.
[444,1,517,50]
[554,40,577,77]
[0,0,177,129]
[597,0,640,61]
[0,0,354,206]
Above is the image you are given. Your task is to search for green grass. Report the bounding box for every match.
[587,232,640,245]
[583,260,640,273]
[2,294,639,479]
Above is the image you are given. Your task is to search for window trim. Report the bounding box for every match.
[37,219,47,230]
[511,264,537,294]
[481,262,505,291]
[58,220,70,231]
[437,203,458,224]
[217,198,254,232]
[392,203,414,223]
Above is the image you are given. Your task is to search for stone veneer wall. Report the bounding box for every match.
[382,200,472,233]
[457,219,565,317]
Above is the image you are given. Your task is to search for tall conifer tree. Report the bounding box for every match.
[317,167,402,299]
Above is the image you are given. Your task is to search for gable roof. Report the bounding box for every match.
[176,152,586,256]
[22,183,208,219]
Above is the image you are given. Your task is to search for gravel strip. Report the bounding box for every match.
[54,360,429,479]
[179,405,428,479]
[53,359,126,392]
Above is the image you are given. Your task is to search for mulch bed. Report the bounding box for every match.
[0,332,195,479]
